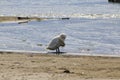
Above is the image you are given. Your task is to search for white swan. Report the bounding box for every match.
[47,33,66,54]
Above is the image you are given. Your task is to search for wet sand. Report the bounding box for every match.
[0,51,120,80]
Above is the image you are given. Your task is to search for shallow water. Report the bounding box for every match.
[0,0,120,17]
[0,18,120,55]
[0,0,120,55]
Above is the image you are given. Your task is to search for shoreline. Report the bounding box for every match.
[0,49,120,58]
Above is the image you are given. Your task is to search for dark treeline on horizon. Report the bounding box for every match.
[108,0,120,3]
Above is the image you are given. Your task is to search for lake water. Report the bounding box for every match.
[0,0,120,56]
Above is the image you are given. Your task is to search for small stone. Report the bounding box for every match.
[37,44,43,46]
[81,72,85,75]
[63,69,70,73]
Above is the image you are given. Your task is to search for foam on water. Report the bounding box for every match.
[1,13,120,19]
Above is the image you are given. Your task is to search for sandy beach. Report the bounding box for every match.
[0,51,120,80]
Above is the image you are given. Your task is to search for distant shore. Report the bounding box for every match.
[0,16,70,23]
[0,51,120,80]
[0,16,45,23]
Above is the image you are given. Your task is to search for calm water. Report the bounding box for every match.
[0,0,120,55]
